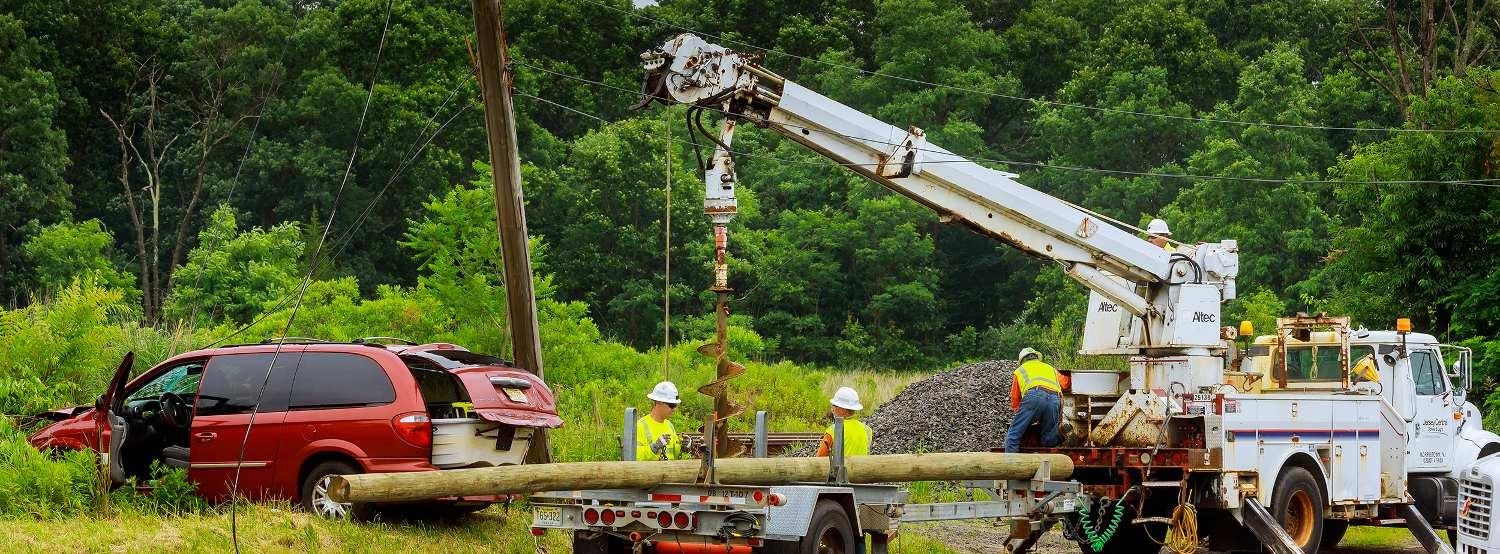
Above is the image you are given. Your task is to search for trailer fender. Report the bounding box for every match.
[1262,452,1329,508]
[765,487,861,540]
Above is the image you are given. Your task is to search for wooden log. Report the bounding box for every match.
[328,452,1073,504]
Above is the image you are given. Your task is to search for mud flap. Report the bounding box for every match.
[1240,498,1305,554]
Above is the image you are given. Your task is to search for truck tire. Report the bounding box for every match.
[1321,520,1347,550]
[1270,467,1324,554]
[768,499,856,554]
[301,460,376,521]
[573,530,629,554]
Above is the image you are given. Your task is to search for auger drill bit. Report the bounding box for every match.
[696,114,745,459]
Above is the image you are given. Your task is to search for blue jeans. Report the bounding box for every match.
[1004,388,1060,453]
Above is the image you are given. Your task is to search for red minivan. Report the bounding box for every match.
[28,339,561,518]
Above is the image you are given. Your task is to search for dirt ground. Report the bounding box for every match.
[906,520,1427,553]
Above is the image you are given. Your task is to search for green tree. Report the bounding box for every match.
[22,220,136,298]
[163,206,303,326]
[0,14,70,307]
[1162,43,1334,297]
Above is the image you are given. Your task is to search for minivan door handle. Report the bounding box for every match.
[194,432,217,443]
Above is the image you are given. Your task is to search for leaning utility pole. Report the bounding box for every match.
[472,0,549,463]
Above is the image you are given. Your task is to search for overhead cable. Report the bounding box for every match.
[579,0,1500,135]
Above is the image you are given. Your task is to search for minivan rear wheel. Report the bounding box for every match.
[301,460,375,521]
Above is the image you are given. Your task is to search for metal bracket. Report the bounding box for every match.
[827,417,848,484]
[621,407,637,461]
[698,411,718,484]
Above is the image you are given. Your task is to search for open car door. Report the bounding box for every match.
[95,352,135,485]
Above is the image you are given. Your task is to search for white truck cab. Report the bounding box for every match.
[1247,327,1498,538]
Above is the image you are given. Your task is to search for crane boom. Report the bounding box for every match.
[640,33,1242,405]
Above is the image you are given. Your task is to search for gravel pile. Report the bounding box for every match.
[865,360,1018,454]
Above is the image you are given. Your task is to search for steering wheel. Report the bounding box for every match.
[159,392,191,429]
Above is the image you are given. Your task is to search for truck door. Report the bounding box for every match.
[1406,348,1456,472]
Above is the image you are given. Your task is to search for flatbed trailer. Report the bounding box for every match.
[530,412,1078,553]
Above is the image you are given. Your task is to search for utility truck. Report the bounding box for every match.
[523,33,1500,553]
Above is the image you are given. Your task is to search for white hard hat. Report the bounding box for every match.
[1146,218,1171,236]
[830,387,863,411]
[1017,347,1041,362]
[647,381,681,404]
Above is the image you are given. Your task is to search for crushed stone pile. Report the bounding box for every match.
[865,360,1019,454]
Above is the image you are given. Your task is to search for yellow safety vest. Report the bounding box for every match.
[1015,360,1061,394]
[824,418,872,457]
[635,416,684,461]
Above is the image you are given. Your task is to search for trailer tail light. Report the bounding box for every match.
[602,509,618,526]
[768,493,787,506]
[657,510,673,528]
[530,527,546,536]
[752,490,765,503]
[674,512,691,529]
[583,508,600,525]
[392,412,432,449]
[628,531,644,543]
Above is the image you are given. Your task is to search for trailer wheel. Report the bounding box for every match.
[1321,520,1347,550]
[1270,467,1324,554]
[778,499,855,554]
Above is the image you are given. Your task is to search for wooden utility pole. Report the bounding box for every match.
[329,452,1075,503]
[472,0,549,463]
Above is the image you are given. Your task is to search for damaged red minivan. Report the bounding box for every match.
[27,339,561,519]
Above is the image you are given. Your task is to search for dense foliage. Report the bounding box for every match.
[2,0,1499,387]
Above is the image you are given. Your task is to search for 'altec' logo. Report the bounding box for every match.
[1097,302,1119,313]
[1192,311,1217,323]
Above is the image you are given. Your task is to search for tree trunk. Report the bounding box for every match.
[329,452,1074,503]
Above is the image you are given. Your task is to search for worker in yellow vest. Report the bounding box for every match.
[1146,218,1175,253]
[1004,348,1062,453]
[636,381,685,460]
[816,387,871,457]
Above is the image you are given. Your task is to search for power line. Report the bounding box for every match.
[580,0,1500,135]
[230,0,395,549]
[515,68,1500,188]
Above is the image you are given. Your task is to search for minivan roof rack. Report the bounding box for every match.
[260,337,330,344]
[351,336,417,345]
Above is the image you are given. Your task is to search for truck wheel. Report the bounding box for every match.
[301,460,376,521]
[572,530,629,554]
[784,499,856,554]
[1270,467,1324,554]
[1320,520,1347,550]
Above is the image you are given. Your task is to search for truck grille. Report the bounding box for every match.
[1461,477,1494,541]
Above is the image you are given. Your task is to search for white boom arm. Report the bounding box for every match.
[641,34,1240,372]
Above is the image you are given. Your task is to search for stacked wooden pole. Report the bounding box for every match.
[329,452,1073,503]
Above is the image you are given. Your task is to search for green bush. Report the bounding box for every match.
[0,417,103,518]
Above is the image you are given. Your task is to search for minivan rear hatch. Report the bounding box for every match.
[399,349,562,428]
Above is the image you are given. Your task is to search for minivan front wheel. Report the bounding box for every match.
[301,460,375,521]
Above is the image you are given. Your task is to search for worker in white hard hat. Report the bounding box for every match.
[636,381,685,460]
[816,387,872,457]
[1004,348,1063,453]
[1146,218,1174,252]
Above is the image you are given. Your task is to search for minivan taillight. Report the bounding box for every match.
[392,412,432,449]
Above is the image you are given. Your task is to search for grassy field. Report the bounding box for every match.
[0,502,962,553]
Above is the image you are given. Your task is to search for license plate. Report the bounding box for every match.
[534,506,562,526]
[502,387,529,403]
[1192,393,1213,402]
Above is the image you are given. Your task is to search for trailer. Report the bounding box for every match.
[529,415,1079,553]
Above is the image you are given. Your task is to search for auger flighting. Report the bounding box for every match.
[695,115,746,459]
